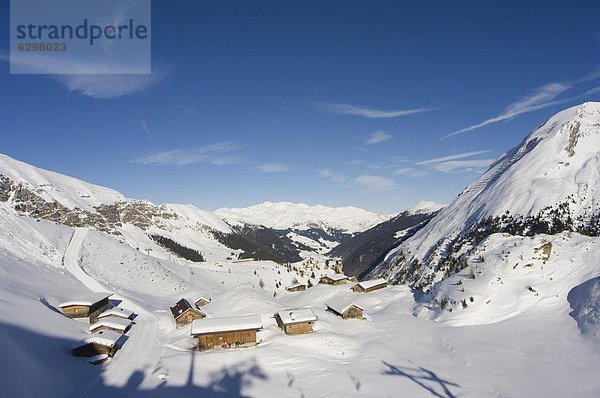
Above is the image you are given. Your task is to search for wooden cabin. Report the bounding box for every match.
[319,273,349,285]
[170,299,206,328]
[274,309,317,335]
[97,307,134,320]
[191,315,263,351]
[194,297,211,308]
[89,316,133,335]
[325,298,364,319]
[285,283,306,292]
[351,278,389,293]
[58,293,112,323]
[71,330,123,358]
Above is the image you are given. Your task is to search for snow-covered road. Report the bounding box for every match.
[64,228,163,395]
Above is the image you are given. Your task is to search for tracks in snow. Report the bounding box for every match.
[63,228,162,396]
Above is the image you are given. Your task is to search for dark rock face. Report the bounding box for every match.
[329,210,439,278]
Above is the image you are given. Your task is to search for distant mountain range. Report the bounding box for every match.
[0,153,433,268]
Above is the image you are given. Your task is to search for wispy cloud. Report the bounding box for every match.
[417,150,495,173]
[366,130,393,145]
[178,105,195,114]
[429,159,495,173]
[1,52,170,99]
[444,83,570,138]
[445,67,600,138]
[354,175,397,192]
[58,71,170,99]
[317,102,438,119]
[417,150,492,165]
[138,116,153,140]
[133,142,242,166]
[393,167,428,177]
[258,163,290,173]
[320,169,347,183]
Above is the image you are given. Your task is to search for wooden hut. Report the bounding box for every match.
[285,283,306,292]
[191,315,263,351]
[274,309,317,335]
[319,273,348,285]
[89,316,133,335]
[58,293,112,323]
[194,296,211,308]
[351,278,389,293]
[325,298,364,319]
[170,299,206,328]
[97,307,134,320]
[71,330,123,358]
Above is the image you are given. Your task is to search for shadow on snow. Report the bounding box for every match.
[0,321,266,398]
[382,361,460,398]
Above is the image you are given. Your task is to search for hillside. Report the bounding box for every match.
[1,104,600,397]
[370,102,600,289]
[0,154,308,264]
[330,201,443,277]
[215,201,392,254]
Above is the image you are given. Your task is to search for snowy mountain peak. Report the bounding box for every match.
[371,102,600,288]
[215,201,391,233]
[407,201,445,215]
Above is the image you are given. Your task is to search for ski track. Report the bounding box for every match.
[64,228,161,396]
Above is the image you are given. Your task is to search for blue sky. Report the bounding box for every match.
[1,0,599,214]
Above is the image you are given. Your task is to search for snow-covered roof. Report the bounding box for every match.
[275,309,317,325]
[170,298,195,318]
[355,278,388,290]
[286,283,305,290]
[58,292,112,308]
[191,315,263,335]
[195,296,210,303]
[89,316,133,332]
[326,297,364,314]
[321,273,348,281]
[98,307,134,319]
[74,330,123,349]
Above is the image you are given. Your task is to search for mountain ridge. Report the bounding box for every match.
[370,101,600,289]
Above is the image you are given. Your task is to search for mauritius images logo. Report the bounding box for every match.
[10,0,151,74]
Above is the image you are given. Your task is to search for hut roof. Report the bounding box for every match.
[322,273,348,281]
[98,307,134,320]
[355,278,388,290]
[191,315,263,335]
[275,309,317,325]
[58,292,112,308]
[285,283,305,290]
[74,330,123,349]
[325,297,364,314]
[170,298,193,318]
[195,296,210,304]
[89,316,133,332]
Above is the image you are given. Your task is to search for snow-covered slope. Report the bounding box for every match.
[0,154,240,263]
[2,112,600,396]
[372,102,600,288]
[0,153,124,211]
[216,201,391,233]
[330,201,444,277]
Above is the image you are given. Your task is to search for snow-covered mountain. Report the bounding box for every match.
[216,201,392,253]
[371,102,600,289]
[0,154,299,264]
[2,106,600,397]
[330,201,444,277]
[216,201,390,233]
